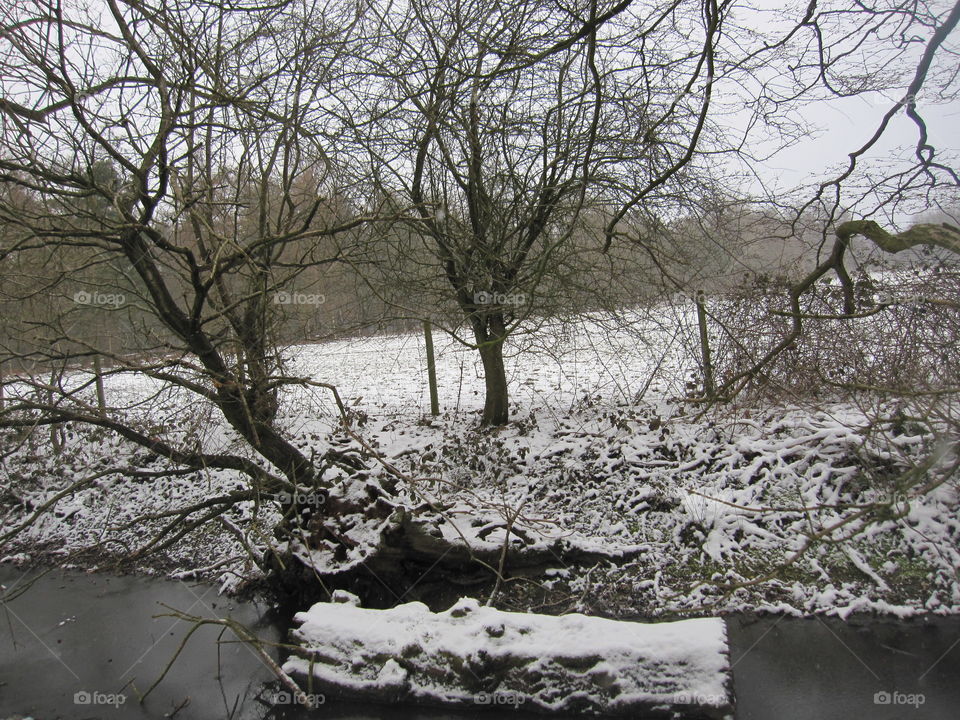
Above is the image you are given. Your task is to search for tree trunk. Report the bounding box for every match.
[478,338,509,426]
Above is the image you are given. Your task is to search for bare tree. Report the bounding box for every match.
[0,0,369,555]
[330,0,738,425]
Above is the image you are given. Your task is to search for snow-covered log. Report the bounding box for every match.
[284,592,733,718]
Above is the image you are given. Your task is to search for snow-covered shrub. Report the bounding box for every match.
[703,268,960,405]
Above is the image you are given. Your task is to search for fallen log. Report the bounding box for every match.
[284,592,734,718]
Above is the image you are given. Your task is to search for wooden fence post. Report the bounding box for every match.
[94,355,107,417]
[423,320,440,416]
[695,290,715,400]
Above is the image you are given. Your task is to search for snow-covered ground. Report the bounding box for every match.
[1,310,957,617]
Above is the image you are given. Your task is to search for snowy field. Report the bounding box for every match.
[280,309,696,419]
[1,308,958,618]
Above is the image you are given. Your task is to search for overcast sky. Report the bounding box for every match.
[762,92,959,198]
[730,0,960,221]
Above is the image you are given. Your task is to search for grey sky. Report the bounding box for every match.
[730,0,960,219]
[764,92,959,196]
